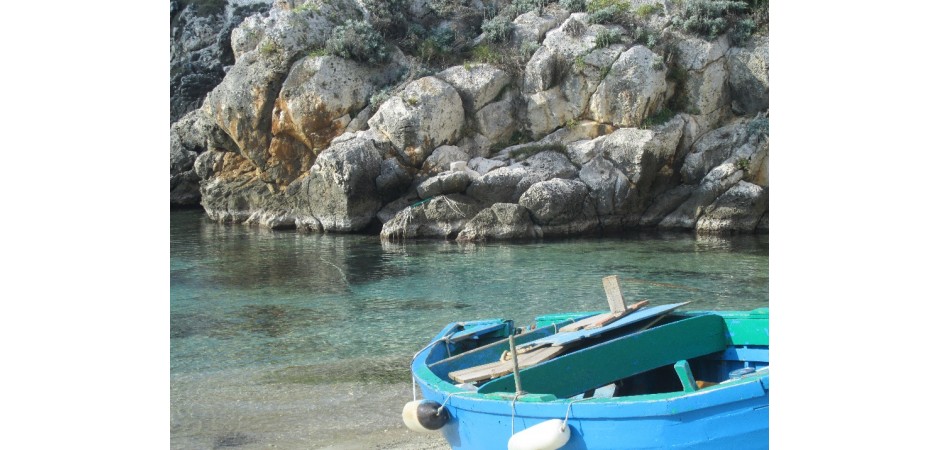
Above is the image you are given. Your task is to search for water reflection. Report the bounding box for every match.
[171,210,769,377]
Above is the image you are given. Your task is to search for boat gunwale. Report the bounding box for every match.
[411,310,769,419]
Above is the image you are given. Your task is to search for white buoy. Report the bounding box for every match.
[402,400,449,432]
[507,419,570,450]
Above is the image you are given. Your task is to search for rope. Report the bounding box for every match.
[510,392,523,434]
[562,397,593,431]
[436,391,472,416]
[410,328,459,402]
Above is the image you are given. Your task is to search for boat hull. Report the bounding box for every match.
[410,310,769,450]
[415,377,768,449]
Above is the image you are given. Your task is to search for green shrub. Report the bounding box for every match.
[361,0,409,36]
[259,39,278,56]
[482,15,514,43]
[520,41,541,59]
[587,0,630,14]
[635,3,662,18]
[471,44,501,64]
[673,0,750,41]
[594,27,622,48]
[326,20,389,64]
[746,115,769,141]
[641,107,674,128]
[587,0,630,24]
[560,0,586,12]
[370,88,392,107]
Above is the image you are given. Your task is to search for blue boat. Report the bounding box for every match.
[404,294,769,449]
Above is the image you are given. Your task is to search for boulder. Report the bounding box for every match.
[696,181,768,234]
[367,76,465,166]
[380,194,483,240]
[518,179,598,235]
[416,171,472,199]
[272,55,394,153]
[421,146,471,175]
[512,9,571,46]
[436,64,511,112]
[466,166,529,205]
[695,181,769,234]
[474,94,517,143]
[588,45,668,127]
[659,163,744,229]
[680,118,757,184]
[299,136,384,231]
[456,203,540,241]
[526,86,582,138]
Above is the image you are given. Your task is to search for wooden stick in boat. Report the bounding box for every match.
[509,334,523,395]
[603,275,627,312]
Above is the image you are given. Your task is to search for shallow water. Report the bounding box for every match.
[170,209,768,448]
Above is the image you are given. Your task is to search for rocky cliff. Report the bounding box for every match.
[170,0,769,238]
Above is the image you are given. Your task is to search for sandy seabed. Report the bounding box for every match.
[171,370,449,449]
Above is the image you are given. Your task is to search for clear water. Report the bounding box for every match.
[170,209,768,449]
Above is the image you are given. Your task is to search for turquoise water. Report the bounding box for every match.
[170,209,768,448]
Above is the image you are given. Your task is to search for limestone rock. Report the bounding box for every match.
[566,136,607,167]
[512,9,571,46]
[170,1,271,121]
[367,76,465,166]
[436,64,511,112]
[518,179,598,236]
[526,87,581,138]
[640,184,695,227]
[466,166,529,205]
[376,157,415,202]
[599,117,683,214]
[728,36,770,115]
[456,203,539,241]
[421,146,471,176]
[299,137,384,231]
[417,171,472,199]
[380,194,483,240]
[468,157,506,175]
[659,163,744,229]
[696,181,768,234]
[589,46,668,127]
[579,156,629,217]
[674,35,731,128]
[680,118,757,184]
[474,94,517,143]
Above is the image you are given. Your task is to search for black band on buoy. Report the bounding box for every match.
[416,401,449,430]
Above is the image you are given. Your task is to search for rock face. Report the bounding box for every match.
[589,46,669,128]
[367,77,465,166]
[171,1,770,238]
[170,1,272,122]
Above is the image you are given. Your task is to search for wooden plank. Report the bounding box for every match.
[448,345,567,384]
[427,324,561,379]
[519,302,691,349]
[477,314,727,398]
[557,300,649,333]
[603,275,626,312]
[674,360,698,393]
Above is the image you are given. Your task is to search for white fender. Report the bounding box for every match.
[507,419,570,450]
